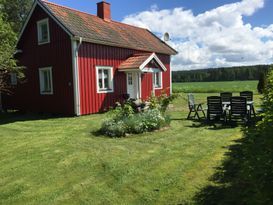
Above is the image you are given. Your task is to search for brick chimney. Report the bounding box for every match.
[97,1,111,21]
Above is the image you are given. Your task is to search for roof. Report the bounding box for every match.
[38,0,177,55]
[118,53,167,72]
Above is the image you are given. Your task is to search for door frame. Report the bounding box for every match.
[126,71,141,99]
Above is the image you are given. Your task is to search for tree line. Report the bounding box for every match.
[172,65,271,82]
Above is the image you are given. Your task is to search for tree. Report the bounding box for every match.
[0,0,33,33]
[257,72,267,94]
[0,15,24,111]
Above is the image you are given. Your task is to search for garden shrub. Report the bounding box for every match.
[258,68,273,130]
[101,108,170,137]
[100,93,176,137]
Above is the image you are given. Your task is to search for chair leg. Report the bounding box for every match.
[196,110,200,120]
[251,105,256,118]
[198,105,206,118]
[187,110,192,119]
[207,111,210,121]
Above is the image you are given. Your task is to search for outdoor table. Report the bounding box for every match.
[222,101,256,117]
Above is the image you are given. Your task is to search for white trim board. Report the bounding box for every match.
[37,18,50,45]
[71,40,81,116]
[139,53,167,72]
[39,66,53,95]
[95,66,114,94]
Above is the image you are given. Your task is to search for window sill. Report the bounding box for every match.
[97,89,114,94]
[40,92,53,95]
[38,40,50,45]
[154,86,163,90]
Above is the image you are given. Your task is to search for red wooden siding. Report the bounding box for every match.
[78,42,171,115]
[155,54,171,96]
[78,43,135,115]
[141,73,153,100]
[3,5,74,114]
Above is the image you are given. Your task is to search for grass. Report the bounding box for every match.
[173,80,258,93]
[0,87,263,204]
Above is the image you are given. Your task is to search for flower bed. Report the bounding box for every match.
[100,94,176,137]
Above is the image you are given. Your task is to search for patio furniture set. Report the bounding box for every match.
[187,91,256,122]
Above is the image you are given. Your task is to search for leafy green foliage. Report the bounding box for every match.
[149,93,178,113]
[101,106,169,137]
[0,15,19,94]
[258,68,273,130]
[0,0,33,33]
[257,72,267,94]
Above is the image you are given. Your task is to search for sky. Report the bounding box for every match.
[49,0,273,70]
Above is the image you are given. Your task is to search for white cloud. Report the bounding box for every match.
[122,0,273,70]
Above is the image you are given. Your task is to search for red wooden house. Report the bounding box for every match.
[3,0,177,116]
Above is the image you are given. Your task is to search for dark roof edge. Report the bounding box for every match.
[146,29,178,55]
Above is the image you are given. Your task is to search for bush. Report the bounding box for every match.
[101,120,127,137]
[149,93,178,113]
[101,108,170,137]
[257,72,267,94]
[258,68,273,130]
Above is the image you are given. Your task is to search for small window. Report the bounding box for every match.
[39,67,53,95]
[153,72,162,89]
[128,73,133,85]
[96,66,114,93]
[10,73,17,85]
[37,19,50,45]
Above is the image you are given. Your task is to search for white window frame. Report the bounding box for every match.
[96,66,114,93]
[10,73,18,85]
[153,72,163,89]
[37,18,50,45]
[39,67,53,95]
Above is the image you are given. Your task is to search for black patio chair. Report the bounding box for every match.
[187,93,206,120]
[220,92,232,103]
[240,91,253,101]
[207,96,226,122]
[229,96,249,122]
[240,91,256,118]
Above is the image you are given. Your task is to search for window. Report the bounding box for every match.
[39,67,53,95]
[10,73,17,85]
[128,73,133,85]
[153,72,162,89]
[37,18,50,45]
[96,66,114,93]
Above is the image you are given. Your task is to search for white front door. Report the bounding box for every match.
[127,72,139,99]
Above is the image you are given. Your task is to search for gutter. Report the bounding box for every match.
[71,36,82,116]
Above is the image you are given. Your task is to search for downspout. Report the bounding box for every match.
[170,56,172,95]
[71,36,82,116]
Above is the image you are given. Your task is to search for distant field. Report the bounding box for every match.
[173,80,258,93]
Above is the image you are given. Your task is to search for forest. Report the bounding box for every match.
[172,64,271,82]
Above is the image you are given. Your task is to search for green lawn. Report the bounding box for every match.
[0,92,262,204]
[173,80,258,93]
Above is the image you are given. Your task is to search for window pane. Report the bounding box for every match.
[43,71,49,92]
[41,24,48,40]
[47,70,51,91]
[104,70,109,89]
[154,72,161,87]
[128,73,133,85]
[98,69,103,89]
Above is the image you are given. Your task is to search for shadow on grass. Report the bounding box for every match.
[0,111,68,125]
[193,126,273,205]
[184,116,258,130]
